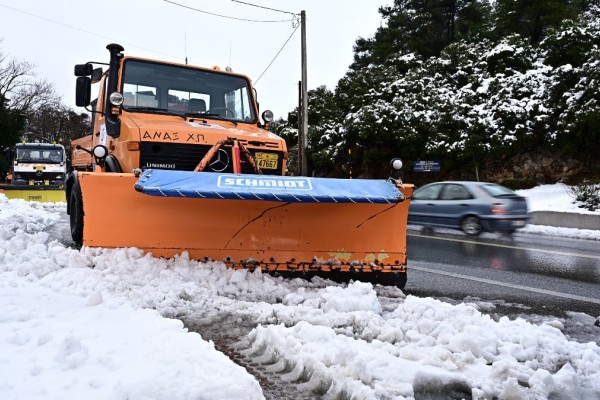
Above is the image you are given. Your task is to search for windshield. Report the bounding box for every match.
[121,60,256,123]
[16,147,65,163]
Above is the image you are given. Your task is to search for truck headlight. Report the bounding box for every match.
[262,110,274,123]
[109,92,124,106]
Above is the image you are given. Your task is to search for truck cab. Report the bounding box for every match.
[69,44,287,177]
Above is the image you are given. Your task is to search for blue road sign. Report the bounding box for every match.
[413,160,441,172]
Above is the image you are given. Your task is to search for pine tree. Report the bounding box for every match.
[494,0,581,43]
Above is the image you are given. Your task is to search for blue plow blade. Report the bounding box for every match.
[134,169,404,204]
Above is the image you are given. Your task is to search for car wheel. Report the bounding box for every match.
[461,216,482,236]
[69,179,84,245]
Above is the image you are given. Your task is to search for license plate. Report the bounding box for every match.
[512,220,526,227]
[255,152,278,170]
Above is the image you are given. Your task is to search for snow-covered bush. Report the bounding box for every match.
[567,180,600,211]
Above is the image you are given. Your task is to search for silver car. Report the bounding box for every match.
[408,181,529,235]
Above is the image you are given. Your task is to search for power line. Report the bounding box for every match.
[163,0,299,84]
[163,0,293,23]
[254,24,299,85]
[1,1,301,87]
[231,0,296,17]
[0,3,182,60]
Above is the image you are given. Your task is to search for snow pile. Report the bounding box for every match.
[1,193,599,399]
[0,196,264,400]
[238,292,600,399]
[517,183,600,215]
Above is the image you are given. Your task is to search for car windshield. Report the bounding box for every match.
[480,183,517,198]
[16,147,65,163]
[121,60,256,123]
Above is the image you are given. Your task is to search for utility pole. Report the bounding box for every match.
[297,80,303,175]
[231,2,307,175]
[299,10,308,176]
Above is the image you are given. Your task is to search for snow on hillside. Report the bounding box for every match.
[1,186,599,399]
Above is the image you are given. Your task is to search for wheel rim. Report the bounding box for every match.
[462,217,481,235]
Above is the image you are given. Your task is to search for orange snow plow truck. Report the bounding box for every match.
[67,44,413,287]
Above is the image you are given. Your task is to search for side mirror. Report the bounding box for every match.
[74,63,93,77]
[75,76,91,107]
[91,67,103,83]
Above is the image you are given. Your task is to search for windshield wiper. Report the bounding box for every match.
[184,112,238,125]
[124,106,186,119]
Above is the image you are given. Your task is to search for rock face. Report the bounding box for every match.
[351,149,598,189]
[483,151,588,186]
[404,150,599,189]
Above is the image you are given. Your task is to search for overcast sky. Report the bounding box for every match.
[0,0,388,119]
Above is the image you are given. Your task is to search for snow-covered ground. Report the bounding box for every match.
[517,183,597,214]
[1,184,599,400]
[517,183,600,241]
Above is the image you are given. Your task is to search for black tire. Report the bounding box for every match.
[461,216,482,236]
[105,155,123,173]
[69,179,84,245]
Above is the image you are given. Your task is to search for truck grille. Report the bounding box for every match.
[139,142,284,175]
[13,171,65,184]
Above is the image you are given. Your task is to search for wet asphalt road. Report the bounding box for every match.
[404,227,600,344]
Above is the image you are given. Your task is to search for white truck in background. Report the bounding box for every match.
[1,142,67,202]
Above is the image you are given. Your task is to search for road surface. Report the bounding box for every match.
[405,227,600,345]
